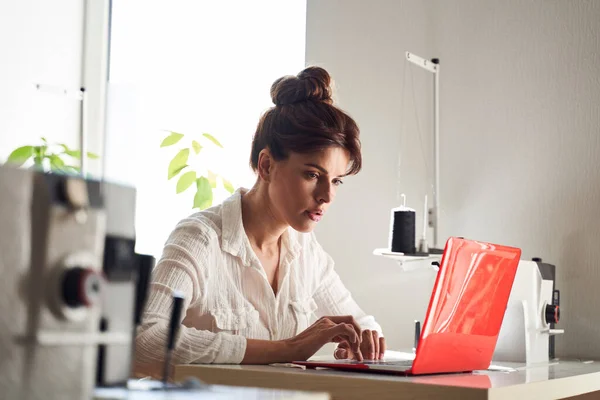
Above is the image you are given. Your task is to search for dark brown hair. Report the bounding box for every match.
[250,66,362,175]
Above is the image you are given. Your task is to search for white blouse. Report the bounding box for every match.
[134,189,382,373]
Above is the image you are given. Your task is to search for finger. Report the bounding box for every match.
[323,316,362,342]
[379,336,386,360]
[372,331,380,358]
[328,323,360,350]
[337,340,358,360]
[331,328,358,351]
[361,330,375,360]
[334,347,348,359]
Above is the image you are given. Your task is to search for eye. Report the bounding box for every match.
[306,171,319,179]
[333,179,344,186]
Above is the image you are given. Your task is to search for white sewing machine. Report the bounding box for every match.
[493,259,563,365]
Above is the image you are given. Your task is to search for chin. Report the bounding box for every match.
[290,220,316,233]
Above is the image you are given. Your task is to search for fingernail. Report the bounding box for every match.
[380,353,385,360]
[369,353,375,360]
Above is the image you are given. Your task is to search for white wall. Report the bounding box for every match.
[0,0,83,160]
[307,0,600,359]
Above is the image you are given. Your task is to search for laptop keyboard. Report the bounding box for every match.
[361,359,413,366]
[336,359,414,366]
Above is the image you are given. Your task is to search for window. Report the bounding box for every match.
[106,0,307,257]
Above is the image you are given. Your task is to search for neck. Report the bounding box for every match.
[241,183,287,253]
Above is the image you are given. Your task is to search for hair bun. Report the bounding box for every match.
[270,66,333,106]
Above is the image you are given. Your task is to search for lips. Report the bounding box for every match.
[306,210,323,222]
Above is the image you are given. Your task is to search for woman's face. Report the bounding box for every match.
[266,146,350,233]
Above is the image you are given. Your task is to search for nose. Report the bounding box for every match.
[316,181,334,204]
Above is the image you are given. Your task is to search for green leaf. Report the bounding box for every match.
[59,148,97,160]
[207,170,217,188]
[49,155,65,169]
[222,178,235,194]
[62,165,80,174]
[59,145,79,158]
[202,133,223,148]
[41,137,48,143]
[168,149,190,179]
[7,146,34,167]
[161,132,185,147]
[191,140,203,155]
[193,177,213,210]
[68,165,81,172]
[176,171,196,194]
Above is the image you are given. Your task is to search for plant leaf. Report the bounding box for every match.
[194,177,213,210]
[58,147,98,160]
[168,149,190,179]
[176,171,196,194]
[62,165,80,174]
[41,137,48,143]
[7,146,34,167]
[161,132,185,147]
[222,178,235,194]
[191,140,203,155]
[49,155,65,168]
[202,133,223,148]
[60,146,80,158]
[207,170,217,188]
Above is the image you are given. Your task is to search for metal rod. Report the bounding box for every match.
[433,59,440,248]
[79,0,89,177]
[79,88,87,177]
[405,52,441,249]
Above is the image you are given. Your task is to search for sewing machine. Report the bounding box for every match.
[493,259,563,365]
[0,165,327,400]
[0,165,148,399]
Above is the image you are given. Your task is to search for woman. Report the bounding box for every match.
[135,66,385,377]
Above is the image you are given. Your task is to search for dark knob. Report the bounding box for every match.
[545,304,560,324]
[62,267,103,308]
[532,257,542,262]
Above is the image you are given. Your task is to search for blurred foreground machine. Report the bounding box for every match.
[0,165,150,399]
[0,165,323,400]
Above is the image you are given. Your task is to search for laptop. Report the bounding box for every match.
[295,237,521,375]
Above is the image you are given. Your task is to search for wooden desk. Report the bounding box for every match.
[175,360,600,400]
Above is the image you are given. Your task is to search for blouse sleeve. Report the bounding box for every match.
[134,220,246,377]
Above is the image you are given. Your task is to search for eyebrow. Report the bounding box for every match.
[304,163,345,178]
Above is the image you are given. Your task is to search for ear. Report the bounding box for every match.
[257,149,274,182]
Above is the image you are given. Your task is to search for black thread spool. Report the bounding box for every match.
[389,205,416,254]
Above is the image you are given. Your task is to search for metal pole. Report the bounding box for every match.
[432,58,440,249]
[79,0,88,177]
[405,52,441,249]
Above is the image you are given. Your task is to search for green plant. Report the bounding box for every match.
[161,131,235,210]
[5,137,98,174]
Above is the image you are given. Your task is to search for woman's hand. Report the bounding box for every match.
[334,329,386,361]
[282,316,363,361]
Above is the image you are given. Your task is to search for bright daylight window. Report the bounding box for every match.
[105,0,307,257]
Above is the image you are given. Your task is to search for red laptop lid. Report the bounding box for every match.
[411,237,521,375]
